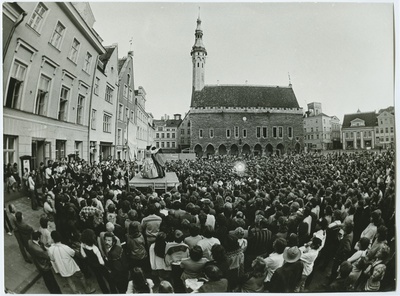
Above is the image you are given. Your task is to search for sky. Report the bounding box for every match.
[90,1,395,121]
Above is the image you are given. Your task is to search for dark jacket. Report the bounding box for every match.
[269,261,304,293]
[28,240,52,271]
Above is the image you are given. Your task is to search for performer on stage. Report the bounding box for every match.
[141,146,158,179]
[150,146,166,178]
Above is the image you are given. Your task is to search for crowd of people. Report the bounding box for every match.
[4,149,396,293]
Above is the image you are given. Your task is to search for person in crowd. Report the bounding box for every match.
[141,146,159,179]
[297,237,322,292]
[237,256,267,292]
[196,225,221,260]
[12,211,33,263]
[103,232,129,293]
[180,245,208,286]
[263,237,286,289]
[126,267,154,293]
[347,236,371,289]
[28,231,62,294]
[269,246,304,292]
[328,261,353,292]
[141,203,162,246]
[198,265,228,293]
[184,223,203,249]
[48,231,95,294]
[38,216,53,247]
[27,170,38,210]
[80,228,117,293]
[158,280,174,293]
[126,221,148,270]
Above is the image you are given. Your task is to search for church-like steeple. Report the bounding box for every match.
[191,12,207,91]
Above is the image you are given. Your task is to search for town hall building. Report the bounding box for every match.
[188,16,304,157]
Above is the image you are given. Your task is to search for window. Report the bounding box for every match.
[278,127,283,138]
[117,129,122,145]
[76,94,84,124]
[118,104,123,120]
[156,133,159,138]
[209,128,214,138]
[187,129,190,135]
[167,133,170,138]
[3,136,16,165]
[127,74,131,86]
[156,142,160,148]
[58,86,69,121]
[68,38,80,63]
[181,130,185,135]
[129,89,133,101]
[311,127,314,132]
[91,109,96,130]
[256,127,261,138]
[125,108,129,121]
[123,84,128,98]
[94,77,100,95]
[273,127,277,138]
[262,127,268,138]
[376,128,379,134]
[386,137,389,142]
[28,2,47,32]
[234,126,239,138]
[35,75,50,115]
[385,127,389,133]
[131,111,134,122]
[226,129,231,138]
[162,133,165,138]
[105,86,113,103]
[75,141,82,158]
[167,142,170,148]
[5,60,27,109]
[103,113,112,132]
[55,140,66,160]
[50,22,65,49]
[161,142,165,148]
[83,52,92,72]
[199,129,203,138]
[288,127,293,138]
[390,127,394,133]
[243,129,247,138]
[380,129,384,134]
[158,127,163,131]
[369,131,372,137]
[172,133,175,139]
[172,142,175,148]
[317,134,319,139]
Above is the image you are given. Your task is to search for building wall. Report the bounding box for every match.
[190,109,304,156]
[3,2,104,171]
[89,46,119,163]
[135,87,152,160]
[342,127,375,149]
[178,112,191,151]
[376,111,395,149]
[116,53,135,160]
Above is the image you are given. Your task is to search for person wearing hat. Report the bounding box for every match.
[269,246,304,292]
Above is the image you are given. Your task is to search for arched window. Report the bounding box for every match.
[127,74,131,86]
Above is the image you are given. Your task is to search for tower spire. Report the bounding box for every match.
[191,13,207,91]
[288,72,292,87]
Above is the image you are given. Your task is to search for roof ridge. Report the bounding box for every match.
[205,84,292,88]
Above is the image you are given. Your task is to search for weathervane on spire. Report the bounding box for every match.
[198,6,201,19]
[129,37,133,51]
[288,72,292,87]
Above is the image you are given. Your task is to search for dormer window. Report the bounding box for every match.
[350,118,365,127]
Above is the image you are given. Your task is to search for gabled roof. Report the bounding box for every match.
[191,85,300,108]
[153,119,182,128]
[342,112,377,128]
[98,46,116,72]
[118,58,126,72]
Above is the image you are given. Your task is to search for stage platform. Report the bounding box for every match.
[129,172,180,191]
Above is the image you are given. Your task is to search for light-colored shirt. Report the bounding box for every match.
[48,242,80,277]
[264,252,284,282]
[197,237,220,260]
[299,246,319,276]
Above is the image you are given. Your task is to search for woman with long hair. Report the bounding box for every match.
[126,267,154,293]
[149,232,171,282]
